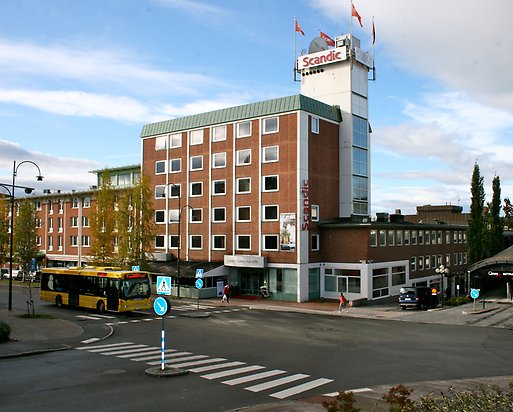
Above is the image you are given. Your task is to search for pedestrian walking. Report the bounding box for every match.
[338,292,347,312]
[222,284,230,303]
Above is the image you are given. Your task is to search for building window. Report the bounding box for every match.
[404,230,410,245]
[312,117,319,134]
[425,256,431,270]
[411,257,417,272]
[418,230,424,245]
[57,236,63,251]
[311,205,319,222]
[190,208,202,223]
[48,236,53,250]
[155,235,165,248]
[82,235,90,247]
[425,230,431,245]
[311,234,320,251]
[263,205,278,221]
[372,267,389,298]
[370,230,377,247]
[155,210,166,224]
[418,256,424,270]
[155,135,167,151]
[83,197,91,208]
[212,208,226,222]
[190,235,202,249]
[391,266,406,286]
[169,209,179,223]
[212,180,226,195]
[168,184,180,198]
[58,217,63,232]
[263,235,279,251]
[212,125,227,142]
[170,133,182,148]
[48,218,53,232]
[155,185,166,198]
[388,230,395,246]
[169,235,179,249]
[396,230,403,246]
[262,146,279,163]
[72,198,78,208]
[190,129,203,145]
[169,158,181,173]
[212,152,226,168]
[212,235,226,250]
[263,117,278,134]
[236,235,251,250]
[411,230,417,245]
[437,230,442,245]
[263,175,278,192]
[190,182,203,197]
[155,161,166,174]
[445,253,451,266]
[70,236,78,247]
[236,177,251,194]
[237,121,251,138]
[70,216,78,227]
[82,216,89,227]
[237,206,251,222]
[379,230,386,246]
[236,149,251,166]
[190,155,203,171]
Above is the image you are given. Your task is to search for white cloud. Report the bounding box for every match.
[152,0,228,16]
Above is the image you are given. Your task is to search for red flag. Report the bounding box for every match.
[295,19,305,36]
[372,20,376,44]
[320,31,335,46]
[352,3,363,27]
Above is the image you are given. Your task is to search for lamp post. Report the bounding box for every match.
[4,160,43,311]
[435,264,449,308]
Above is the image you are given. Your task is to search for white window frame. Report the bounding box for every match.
[262,205,279,221]
[263,235,279,251]
[262,146,279,163]
[190,235,203,250]
[212,235,226,250]
[236,121,251,138]
[169,158,181,173]
[311,205,320,222]
[169,235,180,249]
[212,125,227,142]
[155,185,166,199]
[236,177,251,194]
[212,152,226,168]
[212,180,226,195]
[236,206,251,222]
[155,235,165,249]
[190,182,203,197]
[236,235,251,251]
[155,160,166,175]
[155,210,166,224]
[263,117,279,134]
[168,184,181,198]
[190,155,203,171]
[190,129,203,146]
[190,208,203,223]
[155,135,167,151]
[263,175,279,192]
[169,209,179,223]
[312,117,320,134]
[212,207,226,223]
[236,149,251,166]
[170,133,182,148]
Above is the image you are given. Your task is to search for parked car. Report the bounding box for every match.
[2,269,20,280]
[399,286,437,310]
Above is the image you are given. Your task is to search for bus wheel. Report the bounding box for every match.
[97,300,106,314]
[56,295,63,308]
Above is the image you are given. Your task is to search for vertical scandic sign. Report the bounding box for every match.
[301,179,310,230]
[280,213,296,251]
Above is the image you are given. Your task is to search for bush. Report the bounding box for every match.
[0,321,11,343]
[445,296,471,307]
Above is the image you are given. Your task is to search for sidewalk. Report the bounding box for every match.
[1,298,512,411]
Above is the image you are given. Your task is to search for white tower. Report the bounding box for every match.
[298,34,373,218]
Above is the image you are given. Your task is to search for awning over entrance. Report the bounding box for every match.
[147,260,224,279]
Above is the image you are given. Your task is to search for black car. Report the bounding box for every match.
[399,286,437,310]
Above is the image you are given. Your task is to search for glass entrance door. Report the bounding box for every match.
[240,270,264,295]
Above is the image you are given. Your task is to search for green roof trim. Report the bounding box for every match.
[140,94,341,138]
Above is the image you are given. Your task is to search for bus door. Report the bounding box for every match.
[69,283,79,307]
[106,279,120,311]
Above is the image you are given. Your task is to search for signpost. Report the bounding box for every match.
[195,269,204,310]
[155,276,172,371]
[470,288,479,311]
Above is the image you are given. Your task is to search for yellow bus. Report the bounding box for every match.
[40,267,152,313]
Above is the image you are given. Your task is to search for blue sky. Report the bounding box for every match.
[1,0,513,216]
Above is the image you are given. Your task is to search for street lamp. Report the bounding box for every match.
[435,264,449,308]
[4,160,43,311]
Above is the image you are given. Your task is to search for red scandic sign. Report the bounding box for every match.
[126,273,147,279]
[297,49,346,70]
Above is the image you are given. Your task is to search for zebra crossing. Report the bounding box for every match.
[75,305,247,323]
[76,341,334,399]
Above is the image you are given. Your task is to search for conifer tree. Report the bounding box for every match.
[487,175,503,256]
[467,162,486,265]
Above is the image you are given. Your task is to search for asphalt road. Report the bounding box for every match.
[2,288,513,411]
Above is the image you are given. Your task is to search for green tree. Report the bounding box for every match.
[89,171,117,266]
[14,201,38,272]
[504,197,513,229]
[0,199,11,267]
[486,175,503,256]
[116,175,155,268]
[467,162,486,265]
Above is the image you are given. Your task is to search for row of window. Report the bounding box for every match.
[155,146,279,175]
[35,197,92,211]
[370,229,466,247]
[37,216,90,231]
[39,235,91,250]
[411,253,467,272]
[155,205,320,225]
[155,233,320,252]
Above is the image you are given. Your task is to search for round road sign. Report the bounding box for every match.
[470,289,479,299]
[153,296,169,316]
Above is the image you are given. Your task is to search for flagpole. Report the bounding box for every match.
[371,16,376,81]
[349,0,353,46]
[294,17,297,82]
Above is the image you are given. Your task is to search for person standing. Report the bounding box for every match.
[338,292,347,313]
[222,284,230,303]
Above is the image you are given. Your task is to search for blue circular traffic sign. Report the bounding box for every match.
[470,289,479,299]
[153,296,169,316]
[195,278,204,289]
